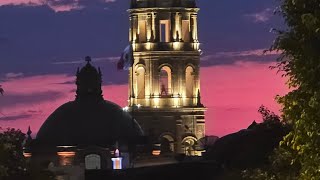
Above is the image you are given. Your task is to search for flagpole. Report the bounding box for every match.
[131,43,135,106]
[118,43,137,165]
[130,43,136,168]
[131,65,135,103]
[131,59,135,118]
[130,42,135,132]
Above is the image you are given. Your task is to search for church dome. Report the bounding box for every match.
[36,100,143,145]
[36,57,143,146]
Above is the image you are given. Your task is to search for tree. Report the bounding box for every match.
[0,128,55,180]
[244,0,320,179]
[0,128,26,178]
[272,0,320,179]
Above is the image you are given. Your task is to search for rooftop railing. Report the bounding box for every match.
[133,42,199,52]
[130,0,197,9]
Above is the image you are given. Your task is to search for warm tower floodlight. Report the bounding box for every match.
[127,0,206,156]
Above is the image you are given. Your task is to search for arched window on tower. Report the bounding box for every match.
[186,66,194,98]
[136,67,146,99]
[159,66,172,96]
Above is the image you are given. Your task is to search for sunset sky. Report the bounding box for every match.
[0,0,289,137]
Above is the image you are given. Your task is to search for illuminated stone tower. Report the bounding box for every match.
[128,0,205,156]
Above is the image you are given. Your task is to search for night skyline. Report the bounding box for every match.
[0,0,288,137]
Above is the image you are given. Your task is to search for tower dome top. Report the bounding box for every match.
[130,0,197,9]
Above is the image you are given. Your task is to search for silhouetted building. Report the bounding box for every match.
[25,57,144,179]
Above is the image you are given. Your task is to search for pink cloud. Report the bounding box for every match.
[0,0,42,6]
[0,0,116,12]
[0,61,289,138]
[0,0,83,12]
[201,49,282,61]
[1,74,74,95]
[48,3,84,12]
[0,74,75,132]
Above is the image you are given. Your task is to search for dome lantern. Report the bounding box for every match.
[76,56,103,101]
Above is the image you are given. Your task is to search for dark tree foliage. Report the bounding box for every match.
[0,128,26,178]
[258,105,281,123]
[244,0,320,179]
[0,128,55,180]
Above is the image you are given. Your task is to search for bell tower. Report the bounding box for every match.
[127,0,205,156]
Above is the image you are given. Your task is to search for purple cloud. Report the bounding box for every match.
[5,72,24,79]
[245,8,273,23]
[0,114,33,121]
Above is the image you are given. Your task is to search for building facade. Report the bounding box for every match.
[127,0,206,156]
